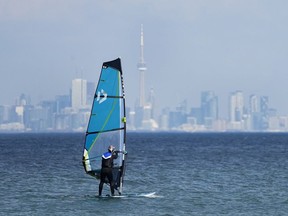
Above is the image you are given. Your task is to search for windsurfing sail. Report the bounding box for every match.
[83,58,127,194]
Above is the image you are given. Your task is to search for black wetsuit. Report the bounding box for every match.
[98,150,118,196]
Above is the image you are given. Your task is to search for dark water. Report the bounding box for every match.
[1,132,288,215]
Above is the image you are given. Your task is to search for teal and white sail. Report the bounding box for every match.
[83,58,127,194]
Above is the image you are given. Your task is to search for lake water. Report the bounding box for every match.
[1,132,288,215]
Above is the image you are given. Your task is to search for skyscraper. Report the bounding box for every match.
[148,88,155,118]
[249,94,258,113]
[249,94,260,130]
[260,96,269,114]
[200,91,218,125]
[229,90,244,122]
[71,79,87,109]
[137,24,147,107]
[86,81,96,106]
[260,96,269,130]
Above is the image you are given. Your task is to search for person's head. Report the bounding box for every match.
[108,145,115,152]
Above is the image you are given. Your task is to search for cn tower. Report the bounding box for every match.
[137,24,147,107]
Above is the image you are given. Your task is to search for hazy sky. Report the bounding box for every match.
[1,0,288,118]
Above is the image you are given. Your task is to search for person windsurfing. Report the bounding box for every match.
[98,145,118,196]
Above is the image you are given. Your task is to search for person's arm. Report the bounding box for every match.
[113,151,119,159]
[114,150,128,155]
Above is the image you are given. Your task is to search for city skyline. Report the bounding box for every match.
[1,1,288,116]
[1,82,286,132]
[0,83,281,119]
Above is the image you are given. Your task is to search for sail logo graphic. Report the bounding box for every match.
[97,89,107,104]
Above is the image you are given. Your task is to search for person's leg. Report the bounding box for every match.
[99,181,104,196]
[107,171,115,196]
[99,171,107,196]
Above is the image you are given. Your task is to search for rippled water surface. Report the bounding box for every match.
[1,132,288,215]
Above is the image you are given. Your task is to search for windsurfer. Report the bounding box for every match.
[99,145,119,196]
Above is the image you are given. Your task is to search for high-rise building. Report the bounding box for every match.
[200,91,218,125]
[249,94,260,130]
[71,79,87,109]
[260,96,269,130]
[86,81,96,106]
[190,107,202,124]
[17,94,31,106]
[249,94,258,113]
[148,88,155,119]
[229,90,244,122]
[169,101,187,129]
[260,96,269,114]
[55,95,71,114]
